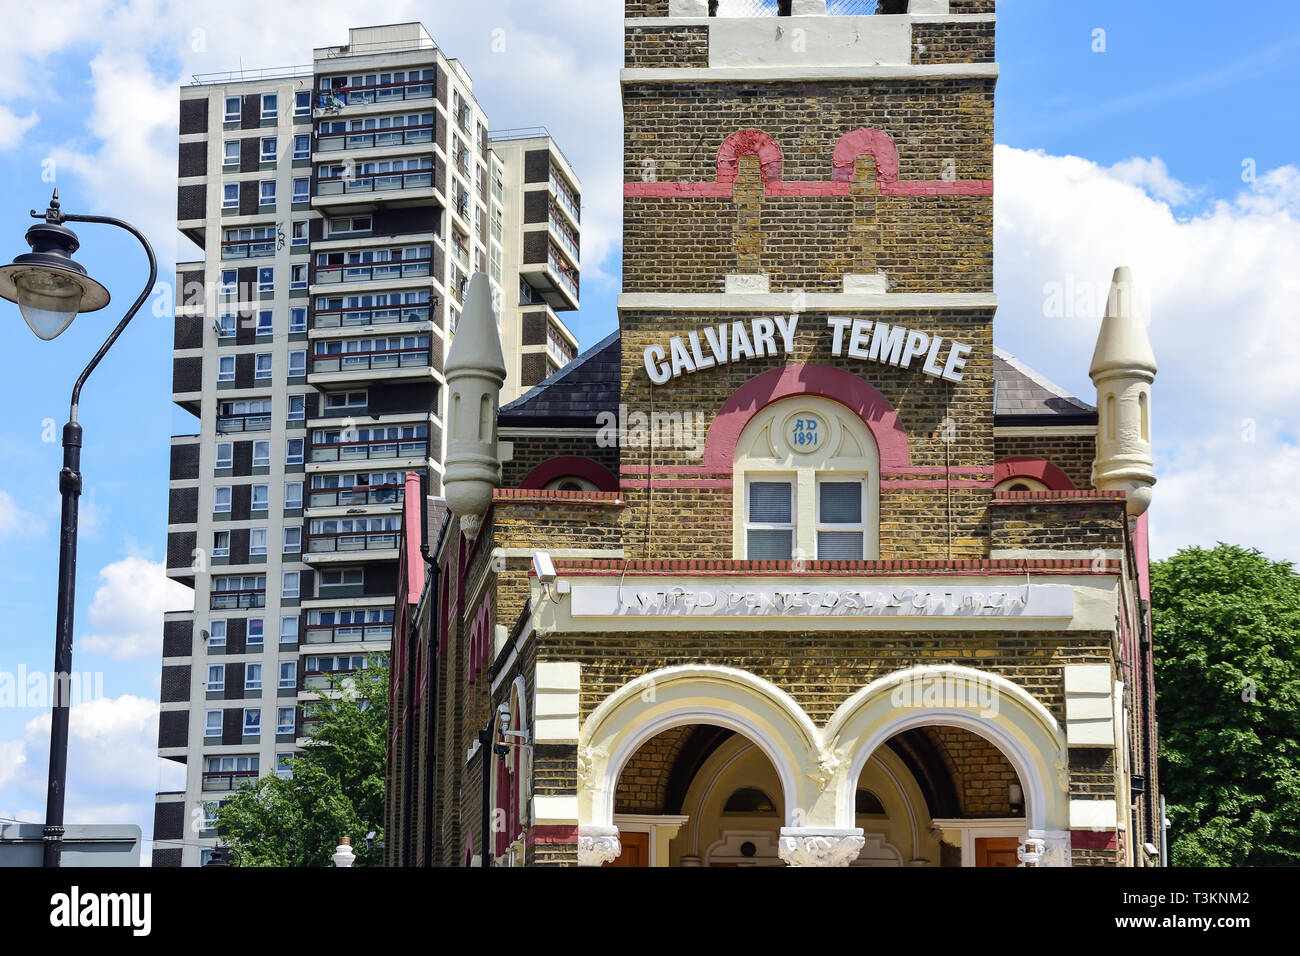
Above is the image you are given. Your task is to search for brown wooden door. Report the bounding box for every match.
[975,837,1021,867]
[603,831,650,867]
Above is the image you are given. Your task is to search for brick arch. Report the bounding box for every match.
[994,456,1076,492]
[520,455,618,492]
[717,129,784,185]
[702,363,911,470]
[833,127,900,189]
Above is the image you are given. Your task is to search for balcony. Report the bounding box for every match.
[308,346,433,387]
[221,239,275,260]
[313,169,435,213]
[549,213,580,264]
[310,437,429,464]
[303,622,393,645]
[201,771,258,793]
[312,303,432,330]
[215,414,272,434]
[315,124,435,154]
[314,81,434,113]
[521,244,579,311]
[550,171,581,225]
[304,530,400,562]
[314,257,431,286]
[210,589,266,611]
[307,484,405,508]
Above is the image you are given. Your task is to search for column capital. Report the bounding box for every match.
[778,827,865,867]
[1021,829,1072,867]
[576,825,621,867]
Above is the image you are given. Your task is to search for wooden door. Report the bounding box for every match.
[603,831,650,867]
[975,836,1021,867]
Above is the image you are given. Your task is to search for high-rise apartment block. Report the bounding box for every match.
[152,23,581,866]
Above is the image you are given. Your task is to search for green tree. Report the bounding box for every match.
[215,662,388,866]
[1151,544,1300,866]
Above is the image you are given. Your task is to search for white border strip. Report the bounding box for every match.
[621,63,998,83]
[618,292,997,311]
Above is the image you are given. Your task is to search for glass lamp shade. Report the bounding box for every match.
[14,267,85,340]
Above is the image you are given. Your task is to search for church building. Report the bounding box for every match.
[384,0,1161,868]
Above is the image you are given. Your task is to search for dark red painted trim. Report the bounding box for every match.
[994,456,1076,492]
[1071,829,1119,850]
[519,456,619,493]
[528,824,579,846]
[703,363,910,470]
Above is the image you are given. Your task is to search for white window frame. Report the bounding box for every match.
[222,140,239,166]
[282,571,300,599]
[245,664,262,693]
[256,310,273,335]
[815,476,867,561]
[254,352,272,379]
[224,96,241,122]
[207,664,225,692]
[744,476,796,561]
[294,90,311,116]
[276,707,296,735]
[209,620,227,647]
[243,707,261,735]
[284,481,304,510]
[222,183,238,209]
[217,313,236,338]
[217,355,235,383]
[213,486,232,514]
[278,660,297,689]
[204,710,222,738]
[288,350,306,378]
[280,616,299,644]
[247,618,264,646]
[212,530,230,558]
[291,220,308,246]
[258,266,274,293]
[215,443,233,469]
[260,92,277,119]
[290,263,307,291]
[283,527,302,554]
[252,441,271,468]
[293,134,310,160]
[259,180,276,206]
[249,528,268,556]
[292,178,310,204]
[287,395,305,421]
[286,438,305,465]
[289,307,308,333]
[260,136,277,163]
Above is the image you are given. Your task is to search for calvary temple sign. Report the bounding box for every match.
[642,315,972,386]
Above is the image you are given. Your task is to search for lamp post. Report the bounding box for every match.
[0,189,156,867]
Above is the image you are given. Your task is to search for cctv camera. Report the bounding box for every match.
[532,551,556,585]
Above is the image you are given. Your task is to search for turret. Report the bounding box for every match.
[443,272,506,538]
[1089,266,1157,517]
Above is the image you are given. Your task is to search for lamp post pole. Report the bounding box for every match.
[1,191,156,866]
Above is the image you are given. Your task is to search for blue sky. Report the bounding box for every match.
[0,0,1297,860]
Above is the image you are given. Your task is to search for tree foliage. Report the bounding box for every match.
[1151,544,1300,866]
[214,662,388,866]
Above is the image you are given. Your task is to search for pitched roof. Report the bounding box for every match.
[499,330,621,428]
[497,333,1096,428]
[992,347,1097,425]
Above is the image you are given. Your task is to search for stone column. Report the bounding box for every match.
[1020,830,1072,867]
[576,825,622,867]
[777,827,865,867]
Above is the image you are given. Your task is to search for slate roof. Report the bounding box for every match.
[499,330,621,428]
[992,346,1097,426]
[498,333,1095,428]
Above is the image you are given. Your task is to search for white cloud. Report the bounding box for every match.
[0,105,38,149]
[78,556,192,660]
[1107,156,1197,206]
[0,740,26,791]
[18,695,163,799]
[0,490,39,538]
[994,146,1300,563]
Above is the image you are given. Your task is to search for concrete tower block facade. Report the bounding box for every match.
[1089,267,1157,517]
[443,272,506,538]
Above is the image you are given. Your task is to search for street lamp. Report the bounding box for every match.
[0,189,156,867]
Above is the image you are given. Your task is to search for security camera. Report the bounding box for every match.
[532,551,556,585]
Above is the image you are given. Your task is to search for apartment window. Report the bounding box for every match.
[209,620,227,647]
[252,441,271,467]
[204,711,221,739]
[276,706,296,735]
[746,479,794,561]
[284,482,303,510]
[292,178,309,204]
[248,618,264,646]
[291,220,308,246]
[283,527,302,553]
[275,753,294,779]
[278,661,297,689]
[215,443,233,469]
[201,802,219,831]
[320,568,363,588]
[217,313,236,338]
[295,90,311,116]
[224,96,241,122]
[249,528,268,556]
[327,216,371,235]
[324,391,366,410]
[288,395,305,422]
[259,181,276,206]
[288,350,306,378]
[256,310,273,335]
[289,307,307,333]
[212,531,230,558]
[207,664,225,692]
[221,269,237,296]
[258,266,274,293]
[290,263,307,290]
[280,616,299,644]
[213,486,232,514]
[286,438,305,465]
[255,353,272,379]
[261,93,277,119]
[222,183,238,209]
[243,708,261,735]
[282,571,300,599]
[292,134,310,160]
[260,137,277,163]
[217,355,235,383]
[223,140,239,166]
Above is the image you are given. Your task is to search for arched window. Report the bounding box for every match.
[544,476,598,493]
[994,477,1048,493]
[733,395,880,560]
[855,788,886,815]
[723,786,777,813]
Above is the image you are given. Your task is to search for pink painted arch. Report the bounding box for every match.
[703,364,911,470]
[520,456,619,493]
[994,456,1076,492]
